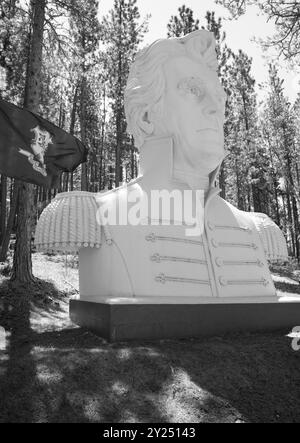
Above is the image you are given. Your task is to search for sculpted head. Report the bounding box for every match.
[125,30,227,175]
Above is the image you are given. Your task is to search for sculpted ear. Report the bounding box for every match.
[138,108,154,135]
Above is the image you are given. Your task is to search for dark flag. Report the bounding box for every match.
[0,98,88,188]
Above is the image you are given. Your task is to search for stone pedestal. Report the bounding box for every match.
[70,296,300,342]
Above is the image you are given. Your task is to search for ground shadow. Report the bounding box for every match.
[0,278,37,422]
[274,280,300,295]
[156,331,300,423]
[23,328,300,423]
[0,278,87,423]
[1,275,300,423]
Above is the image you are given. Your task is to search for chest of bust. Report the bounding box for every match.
[106,196,276,299]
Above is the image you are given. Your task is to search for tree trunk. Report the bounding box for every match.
[273,174,280,227]
[115,2,123,188]
[11,0,46,283]
[131,139,135,181]
[70,172,74,191]
[292,195,300,261]
[65,84,78,194]
[70,84,78,136]
[99,86,106,191]
[251,184,261,213]
[286,191,296,256]
[80,75,88,191]
[268,138,281,226]
[235,156,244,210]
[0,175,7,244]
[219,162,226,199]
[115,112,122,187]
[0,181,18,262]
[63,173,69,192]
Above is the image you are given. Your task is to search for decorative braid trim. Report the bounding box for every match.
[35,192,104,252]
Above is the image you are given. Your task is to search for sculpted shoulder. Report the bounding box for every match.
[211,196,288,263]
[35,190,102,252]
[94,178,145,229]
[95,178,143,204]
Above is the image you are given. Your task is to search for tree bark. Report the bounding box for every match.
[11,0,46,283]
[65,84,78,194]
[130,139,135,181]
[219,162,226,199]
[99,85,106,191]
[80,75,88,191]
[0,180,17,262]
[115,1,123,188]
[0,175,7,245]
[286,191,296,256]
[69,84,78,136]
[292,195,300,261]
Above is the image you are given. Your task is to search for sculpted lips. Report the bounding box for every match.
[196,128,219,133]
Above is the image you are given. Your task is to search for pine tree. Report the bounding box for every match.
[0,0,30,102]
[101,0,149,187]
[167,5,199,37]
[228,50,259,211]
[69,0,100,191]
[11,0,47,283]
[217,0,300,63]
[202,11,231,198]
[0,0,30,256]
[261,65,300,259]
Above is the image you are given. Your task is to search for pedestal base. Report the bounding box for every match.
[70,296,300,342]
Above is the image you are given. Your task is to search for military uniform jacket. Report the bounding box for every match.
[35,137,288,301]
[78,182,278,300]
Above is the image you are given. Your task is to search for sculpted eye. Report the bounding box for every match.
[178,77,205,101]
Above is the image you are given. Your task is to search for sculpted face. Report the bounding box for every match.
[158,55,226,174]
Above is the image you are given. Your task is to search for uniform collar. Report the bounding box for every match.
[139,135,222,200]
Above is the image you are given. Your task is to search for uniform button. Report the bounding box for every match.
[215,257,223,267]
[151,253,161,263]
[146,233,156,242]
[155,274,166,284]
[207,221,215,231]
[211,239,218,248]
[219,277,227,286]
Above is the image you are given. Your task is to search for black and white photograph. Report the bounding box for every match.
[0,0,300,426]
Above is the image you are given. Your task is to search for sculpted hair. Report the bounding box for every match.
[124,30,218,149]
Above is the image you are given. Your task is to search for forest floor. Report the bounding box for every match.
[0,253,300,423]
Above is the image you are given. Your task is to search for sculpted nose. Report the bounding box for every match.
[204,106,218,118]
[208,108,217,116]
[204,97,220,117]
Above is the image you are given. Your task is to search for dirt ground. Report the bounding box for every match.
[0,253,300,423]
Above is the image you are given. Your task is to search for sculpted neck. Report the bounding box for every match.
[139,136,217,194]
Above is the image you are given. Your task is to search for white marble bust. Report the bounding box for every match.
[125,30,226,189]
[35,30,288,303]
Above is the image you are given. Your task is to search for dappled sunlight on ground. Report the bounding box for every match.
[0,255,300,422]
[157,368,242,423]
[271,265,300,297]
[32,252,79,295]
[273,274,300,297]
